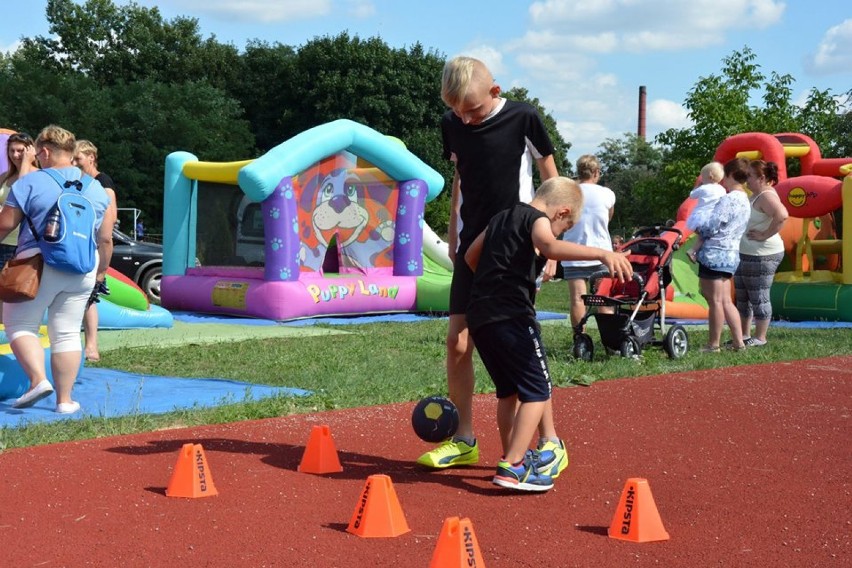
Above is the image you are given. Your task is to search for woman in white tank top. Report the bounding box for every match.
[734,160,789,347]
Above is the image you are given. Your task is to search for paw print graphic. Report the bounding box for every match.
[279,267,291,280]
[399,205,407,216]
[377,220,395,242]
[292,218,299,234]
[407,260,419,272]
[270,237,283,251]
[269,207,280,219]
[279,183,293,199]
[404,182,420,198]
[397,232,410,245]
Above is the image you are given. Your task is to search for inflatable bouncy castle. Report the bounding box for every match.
[160,120,451,321]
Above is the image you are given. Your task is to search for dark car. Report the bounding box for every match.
[110,227,163,303]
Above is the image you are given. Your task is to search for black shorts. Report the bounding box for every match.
[449,254,474,315]
[470,318,552,402]
[698,263,733,280]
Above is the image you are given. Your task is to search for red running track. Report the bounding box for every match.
[1,356,849,567]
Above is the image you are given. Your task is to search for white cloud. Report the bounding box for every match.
[621,30,724,52]
[559,119,613,163]
[509,29,619,53]
[163,0,332,23]
[346,0,376,19]
[527,0,785,53]
[1,40,21,55]
[514,51,597,85]
[806,18,852,76]
[507,0,787,159]
[458,45,508,79]
[646,99,692,131]
[542,75,638,161]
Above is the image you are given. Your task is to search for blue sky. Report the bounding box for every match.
[2,0,850,163]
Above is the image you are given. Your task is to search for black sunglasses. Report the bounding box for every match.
[8,132,33,144]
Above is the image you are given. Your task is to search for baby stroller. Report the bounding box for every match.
[572,225,689,360]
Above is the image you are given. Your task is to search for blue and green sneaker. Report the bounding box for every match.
[537,439,569,478]
[493,453,554,492]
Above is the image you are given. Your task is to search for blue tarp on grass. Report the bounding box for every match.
[0,368,311,429]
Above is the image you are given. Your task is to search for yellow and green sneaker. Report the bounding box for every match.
[416,438,479,468]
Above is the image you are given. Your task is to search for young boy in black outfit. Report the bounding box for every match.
[464,177,633,491]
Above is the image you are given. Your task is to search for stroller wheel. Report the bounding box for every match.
[573,333,594,362]
[664,325,689,359]
[619,337,641,359]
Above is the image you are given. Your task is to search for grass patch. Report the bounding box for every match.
[0,280,848,449]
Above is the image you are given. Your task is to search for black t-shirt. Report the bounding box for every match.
[466,203,547,331]
[441,100,555,253]
[95,172,115,190]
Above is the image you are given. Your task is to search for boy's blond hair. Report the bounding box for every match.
[536,177,584,225]
[700,161,724,184]
[441,56,493,108]
[35,124,76,154]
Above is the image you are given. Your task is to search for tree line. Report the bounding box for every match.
[1,0,848,239]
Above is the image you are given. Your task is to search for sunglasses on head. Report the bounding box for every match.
[8,132,33,144]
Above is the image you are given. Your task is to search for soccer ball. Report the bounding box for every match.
[411,395,459,443]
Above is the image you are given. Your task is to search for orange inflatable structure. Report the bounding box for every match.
[672,132,851,321]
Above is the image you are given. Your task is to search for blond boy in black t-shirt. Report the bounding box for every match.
[464,177,632,491]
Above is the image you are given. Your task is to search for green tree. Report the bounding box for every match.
[0,57,254,226]
[20,0,241,89]
[97,79,255,219]
[596,133,664,234]
[230,41,297,153]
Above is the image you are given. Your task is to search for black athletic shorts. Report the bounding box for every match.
[470,318,552,402]
[449,254,475,315]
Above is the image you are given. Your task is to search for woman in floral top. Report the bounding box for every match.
[694,157,751,352]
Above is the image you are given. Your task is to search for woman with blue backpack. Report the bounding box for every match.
[0,125,115,414]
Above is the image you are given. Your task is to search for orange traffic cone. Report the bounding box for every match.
[346,474,410,538]
[298,425,343,474]
[608,477,669,542]
[429,516,486,568]
[166,443,219,498]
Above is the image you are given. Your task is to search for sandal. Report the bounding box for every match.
[699,345,721,354]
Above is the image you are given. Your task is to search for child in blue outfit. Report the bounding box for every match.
[464,177,633,491]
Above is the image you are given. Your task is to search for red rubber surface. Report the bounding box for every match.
[1,356,849,566]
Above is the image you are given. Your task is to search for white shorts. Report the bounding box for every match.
[3,251,97,353]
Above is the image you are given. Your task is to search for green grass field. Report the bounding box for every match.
[0,279,848,450]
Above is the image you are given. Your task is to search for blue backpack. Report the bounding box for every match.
[26,169,99,274]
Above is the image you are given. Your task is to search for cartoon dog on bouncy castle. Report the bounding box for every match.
[298,168,395,272]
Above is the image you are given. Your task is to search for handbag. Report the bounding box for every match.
[0,253,44,303]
